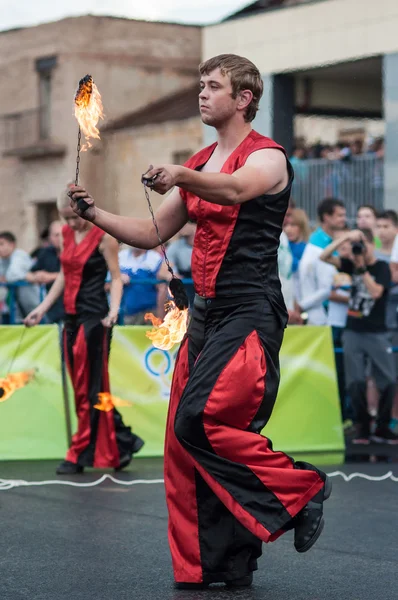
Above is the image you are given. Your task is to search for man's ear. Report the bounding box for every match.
[237,89,253,112]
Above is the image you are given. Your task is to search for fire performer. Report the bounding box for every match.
[23,193,144,474]
[68,55,332,587]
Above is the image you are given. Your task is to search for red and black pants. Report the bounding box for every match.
[165,295,325,584]
[63,314,139,468]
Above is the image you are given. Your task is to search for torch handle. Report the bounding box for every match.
[77,198,90,213]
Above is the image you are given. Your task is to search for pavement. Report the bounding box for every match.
[0,458,397,600]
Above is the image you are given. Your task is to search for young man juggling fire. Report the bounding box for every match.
[68,54,332,589]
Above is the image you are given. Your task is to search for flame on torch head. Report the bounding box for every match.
[145,301,188,351]
[0,370,35,403]
[74,74,104,150]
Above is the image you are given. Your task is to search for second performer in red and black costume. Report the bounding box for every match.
[24,192,144,474]
[68,54,332,588]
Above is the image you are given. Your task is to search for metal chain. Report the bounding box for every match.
[6,327,26,376]
[75,127,81,186]
[143,184,175,279]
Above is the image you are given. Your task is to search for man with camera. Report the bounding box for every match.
[320,229,398,444]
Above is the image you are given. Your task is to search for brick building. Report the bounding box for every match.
[0,15,201,250]
[100,85,202,219]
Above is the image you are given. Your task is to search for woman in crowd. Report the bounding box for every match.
[284,208,310,305]
[24,189,144,474]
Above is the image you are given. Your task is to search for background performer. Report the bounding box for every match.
[24,193,144,474]
[68,54,331,588]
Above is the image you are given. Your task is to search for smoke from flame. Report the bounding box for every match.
[145,302,188,350]
[74,75,104,150]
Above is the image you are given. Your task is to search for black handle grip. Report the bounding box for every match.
[141,174,158,187]
[77,198,90,213]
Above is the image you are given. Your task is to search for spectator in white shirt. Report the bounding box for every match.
[0,231,40,322]
[297,198,346,325]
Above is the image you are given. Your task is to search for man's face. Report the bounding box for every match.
[49,222,62,250]
[357,208,376,231]
[364,240,375,263]
[0,238,15,258]
[334,231,352,259]
[376,218,397,245]
[324,206,346,231]
[199,69,240,127]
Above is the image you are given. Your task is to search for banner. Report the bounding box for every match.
[0,326,68,460]
[0,325,344,464]
[110,325,344,463]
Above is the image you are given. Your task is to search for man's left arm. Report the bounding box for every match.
[145,149,288,205]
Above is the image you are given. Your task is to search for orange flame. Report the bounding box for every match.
[0,370,35,403]
[74,75,104,150]
[94,392,133,412]
[145,302,188,350]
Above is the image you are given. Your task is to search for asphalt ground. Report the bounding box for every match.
[0,457,397,600]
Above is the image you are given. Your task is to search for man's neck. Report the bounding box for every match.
[216,121,252,156]
[321,225,333,238]
[380,241,394,254]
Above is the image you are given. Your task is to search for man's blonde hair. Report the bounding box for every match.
[199,54,263,122]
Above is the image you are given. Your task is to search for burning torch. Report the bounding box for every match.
[73,74,104,212]
[71,74,189,348]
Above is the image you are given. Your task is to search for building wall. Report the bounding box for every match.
[203,0,398,73]
[295,77,382,114]
[99,116,203,219]
[0,16,201,250]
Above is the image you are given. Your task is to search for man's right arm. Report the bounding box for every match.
[70,186,188,249]
[390,235,398,284]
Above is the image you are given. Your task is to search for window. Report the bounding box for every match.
[172,150,192,165]
[36,56,57,140]
[36,201,58,240]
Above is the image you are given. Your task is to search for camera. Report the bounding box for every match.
[351,240,366,255]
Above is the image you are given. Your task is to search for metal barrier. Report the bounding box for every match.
[0,282,46,324]
[0,279,195,325]
[291,155,384,223]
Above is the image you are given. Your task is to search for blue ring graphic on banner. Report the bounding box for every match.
[145,348,171,377]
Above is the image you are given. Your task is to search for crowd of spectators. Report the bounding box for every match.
[278,198,398,445]
[1,175,398,447]
[0,221,194,327]
[291,136,384,162]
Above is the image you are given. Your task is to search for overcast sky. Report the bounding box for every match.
[0,0,251,30]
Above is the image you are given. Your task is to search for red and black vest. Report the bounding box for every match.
[179,130,294,301]
[61,225,108,318]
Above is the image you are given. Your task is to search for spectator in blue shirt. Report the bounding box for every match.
[118,246,169,324]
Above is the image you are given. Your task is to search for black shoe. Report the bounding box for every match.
[294,475,332,553]
[115,436,145,472]
[371,427,398,445]
[174,582,209,590]
[132,435,145,454]
[56,460,83,475]
[225,572,253,588]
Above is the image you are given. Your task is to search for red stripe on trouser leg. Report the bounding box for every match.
[93,328,119,468]
[200,330,323,541]
[63,328,72,379]
[66,325,91,464]
[203,331,266,430]
[164,338,203,584]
